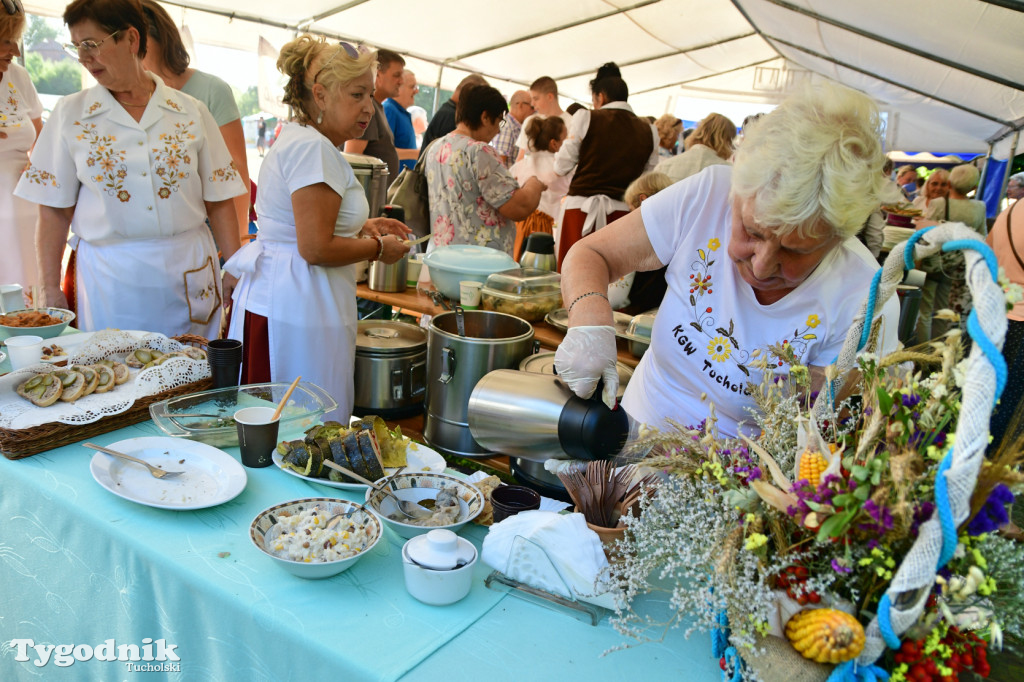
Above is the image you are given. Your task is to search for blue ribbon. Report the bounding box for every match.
[966,309,1009,407]
[941,239,999,280]
[711,609,730,657]
[826,660,891,681]
[934,449,958,568]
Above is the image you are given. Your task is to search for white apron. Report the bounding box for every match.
[226,240,358,420]
[0,119,39,290]
[73,227,222,340]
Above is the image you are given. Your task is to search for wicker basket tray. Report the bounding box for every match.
[0,334,212,460]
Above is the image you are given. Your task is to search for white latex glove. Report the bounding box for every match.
[554,325,619,410]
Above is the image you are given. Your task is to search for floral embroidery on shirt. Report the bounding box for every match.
[75,121,129,201]
[21,164,60,187]
[1,82,25,124]
[164,98,182,112]
[87,101,102,115]
[209,160,239,183]
[678,238,821,375]
[152,121,196,197]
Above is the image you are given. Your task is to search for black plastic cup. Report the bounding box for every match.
[490,485,542,524]
[207,338,243,389]
[234,406,279,468]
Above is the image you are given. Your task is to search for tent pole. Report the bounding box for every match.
[978,142,995,194]
[997,131,1020,202]
[432,64,445,118]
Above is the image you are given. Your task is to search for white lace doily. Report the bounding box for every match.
[0,331,211,431]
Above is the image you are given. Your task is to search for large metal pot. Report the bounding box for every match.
[423,310,534,458]
[341,152,389,218]
[353,320,427,418]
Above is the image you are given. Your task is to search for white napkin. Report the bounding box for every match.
[481,510,620,609]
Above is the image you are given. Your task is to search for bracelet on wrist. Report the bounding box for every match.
[368,235,384,261]
[567,291,609,315]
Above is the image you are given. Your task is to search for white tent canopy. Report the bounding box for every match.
[25,0,1024,157]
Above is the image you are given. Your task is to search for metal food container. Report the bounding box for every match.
[623,311,656,358]
[424,310,534,458]
[480,268,562,322]
[341,152,389,217]
[518,351,632,399]
[353,320,427,418]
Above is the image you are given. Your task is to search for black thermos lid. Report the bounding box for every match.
[381,204,405,221]
[523,232,555,255]
[557,393,630,460]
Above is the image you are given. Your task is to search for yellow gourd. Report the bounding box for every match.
[785,608,865,664]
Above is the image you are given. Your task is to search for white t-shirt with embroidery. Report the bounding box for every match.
[622,164,899,437]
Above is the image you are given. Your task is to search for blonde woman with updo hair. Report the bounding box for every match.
[654,112,735,184]
[224,35,411,419]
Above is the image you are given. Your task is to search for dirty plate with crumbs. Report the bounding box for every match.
[89,436,247,510]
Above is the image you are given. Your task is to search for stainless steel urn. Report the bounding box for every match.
[423,310,535,458]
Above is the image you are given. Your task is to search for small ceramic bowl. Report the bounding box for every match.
[364,472,484,539]
[250,497,382,579]
[402,530,478,605]
[0,307,75,341]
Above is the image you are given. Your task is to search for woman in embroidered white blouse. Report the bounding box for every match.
[14,0,245,340]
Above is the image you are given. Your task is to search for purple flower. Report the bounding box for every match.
[901,393,921,408]
[858,499,895,535]
[748,466,762,481]
[967,484,1015,536]
[831,558,853,574]
[911,501,936,536]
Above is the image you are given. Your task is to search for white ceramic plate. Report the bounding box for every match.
[90,436,247,510]
[272,439,446,490]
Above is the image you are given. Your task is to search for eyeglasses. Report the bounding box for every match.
[63,30,120,58]
[313,41,361,84]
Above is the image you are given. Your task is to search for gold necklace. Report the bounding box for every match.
[114,83,155,108]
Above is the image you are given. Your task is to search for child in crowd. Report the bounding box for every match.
[509,116,571,261]
[614,171,674,314]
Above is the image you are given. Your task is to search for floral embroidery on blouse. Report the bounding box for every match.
[152,121,196,197]
[1,82,24,124]
[87,101,102,115]
[209,160,239,183]
[21,164,60,187]
[75,121,129,202]
[679,238,821,375]
[164,99,182,112]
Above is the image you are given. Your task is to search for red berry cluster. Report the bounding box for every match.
[893,627,990,681]
[774,565,821,605]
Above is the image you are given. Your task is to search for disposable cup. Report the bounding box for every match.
[459,280,482,310]
[1,284,24,313]
[234,406,279,468]
[490,485,541,524]
[207,339,243,389]
[406,254,424,286]
[6,335,44,370]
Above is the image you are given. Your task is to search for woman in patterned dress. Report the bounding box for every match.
[14,0,245,339]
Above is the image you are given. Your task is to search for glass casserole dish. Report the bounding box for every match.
[480,268,562,322]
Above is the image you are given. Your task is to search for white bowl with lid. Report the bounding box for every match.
[402,529,478,605]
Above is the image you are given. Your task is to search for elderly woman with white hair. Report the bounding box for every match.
[555,82,900,437]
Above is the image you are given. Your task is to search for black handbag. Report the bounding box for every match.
[385,140,438,241]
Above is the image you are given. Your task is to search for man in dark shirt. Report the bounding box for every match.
[345,48,404,186]
[418,73,488,158]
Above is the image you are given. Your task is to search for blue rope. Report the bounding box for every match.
[941,239,999,280]
[967,309,1009,407]
[876,593,901,649]
[711,610,730,658]
[826,660,891,681]
[903,225,937,271]
[857,267,884,350]
[722,646,743,682]
[934,450,958,567]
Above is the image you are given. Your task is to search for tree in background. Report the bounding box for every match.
[25,52,80,96]
[23,15,58,48]
[236,85,259,119]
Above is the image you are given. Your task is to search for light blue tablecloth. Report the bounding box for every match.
[0,421,718,681]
